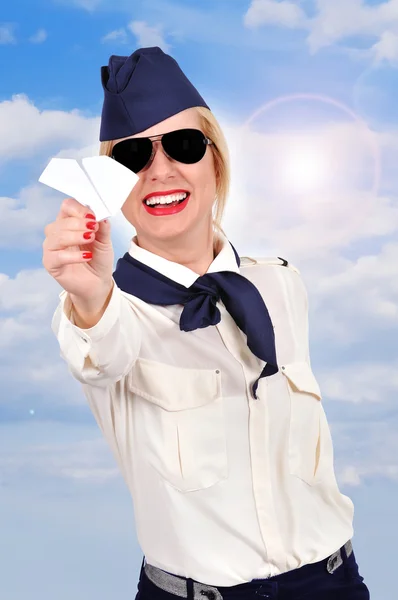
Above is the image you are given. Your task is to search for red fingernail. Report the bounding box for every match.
[82,252,92,259]
[85,213,96,220]
[83,232,92,239]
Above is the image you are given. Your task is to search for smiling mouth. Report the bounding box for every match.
[142,192,191,216]
[143,192,189,207]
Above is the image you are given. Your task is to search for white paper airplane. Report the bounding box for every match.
[38,155,139,221]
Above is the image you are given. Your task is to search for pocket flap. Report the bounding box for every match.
[129,358,221,411]
[281,361,322,400]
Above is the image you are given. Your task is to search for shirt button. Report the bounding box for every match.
[215,370,220,374]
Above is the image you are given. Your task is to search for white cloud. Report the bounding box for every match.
[338,464,398,486]
[0,94,100,163]
[224,116,398,260]
[0,97,114,249]
[220,115,398,365]
[101,27,128,44]
[0,268,59,313]
[0,183,69,249]
[0,23,16,44]
[54,141,101,160]
[333,418,398,486]
[318,358,398,404]
[243,0,398,62]
[29,28,48,44]
[339,465,362,486]
[101,20,170,51]
[306,0,378,52]
[371,30,398,64]
[244,0,307,29]
[307,237,398,333]
[0,267,61,351]
[0,263,83,405]
[0,435,119,487]
[127,20,171,52]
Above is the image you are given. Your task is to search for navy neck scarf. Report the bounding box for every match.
[113,242,278,398]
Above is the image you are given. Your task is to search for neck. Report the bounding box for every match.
[135,225,219,276]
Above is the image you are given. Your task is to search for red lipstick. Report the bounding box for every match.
[142,190,190,216]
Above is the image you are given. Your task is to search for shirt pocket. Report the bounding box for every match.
[128,358,228,493]
[281,361,325,486]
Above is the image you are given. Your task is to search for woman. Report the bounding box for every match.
[43,47,371,599]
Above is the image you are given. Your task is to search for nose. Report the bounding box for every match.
[146,140,175,180]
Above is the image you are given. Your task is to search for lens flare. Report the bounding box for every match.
[239,93,381,196]
[279,140,331,194]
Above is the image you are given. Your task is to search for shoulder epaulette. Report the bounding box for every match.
[239,256,300,274]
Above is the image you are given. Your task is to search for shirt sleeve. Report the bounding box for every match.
[51,279,141,387]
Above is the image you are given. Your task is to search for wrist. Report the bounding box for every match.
[69,281,114,328]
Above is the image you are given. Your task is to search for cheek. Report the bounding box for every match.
[189,161,217,200]
[121,190,141,224]
[123,187,142,211]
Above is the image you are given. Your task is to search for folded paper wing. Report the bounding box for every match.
[38,155,139,221]
[82,156,139,220]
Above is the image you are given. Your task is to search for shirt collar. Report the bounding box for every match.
[127,231,240,288]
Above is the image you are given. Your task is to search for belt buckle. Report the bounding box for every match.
[195,583,221,599]
[327,548,343,574]
[198,590,217,599]
[327,538,354,574]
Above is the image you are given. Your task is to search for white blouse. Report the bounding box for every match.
[51,231,354,587]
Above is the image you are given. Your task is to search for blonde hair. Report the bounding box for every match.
[99,107,230,236]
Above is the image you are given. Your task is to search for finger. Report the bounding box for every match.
[45,214,99,249]
[47,215,98,236]
[60,215,99,233]
[48,249,93,269]
[94,218,112,244]
[56,197,97,221]
[45,227,97,251]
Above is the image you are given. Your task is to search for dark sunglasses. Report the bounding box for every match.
[111,128,215,174]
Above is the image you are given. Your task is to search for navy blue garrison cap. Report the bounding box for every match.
[99,46,210,141]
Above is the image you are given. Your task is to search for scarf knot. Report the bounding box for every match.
[181,275,221,331]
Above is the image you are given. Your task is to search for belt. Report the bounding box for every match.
[143,540,354,600]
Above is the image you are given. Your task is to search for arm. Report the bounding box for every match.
[51,279,141,386]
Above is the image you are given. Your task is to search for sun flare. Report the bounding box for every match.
[280,142,331,193]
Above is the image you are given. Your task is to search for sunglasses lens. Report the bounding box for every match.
[111,129,210,173]
[112,138,153,174]
[163,129,207,164]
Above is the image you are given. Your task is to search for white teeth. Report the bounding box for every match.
[144,192,188,206]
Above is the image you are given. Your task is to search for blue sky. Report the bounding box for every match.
[2,0,398,598]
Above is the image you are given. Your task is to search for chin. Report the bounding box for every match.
[156,226,193,241]
[136,220,192,240]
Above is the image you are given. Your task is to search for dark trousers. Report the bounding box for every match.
[135,544,371,599]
